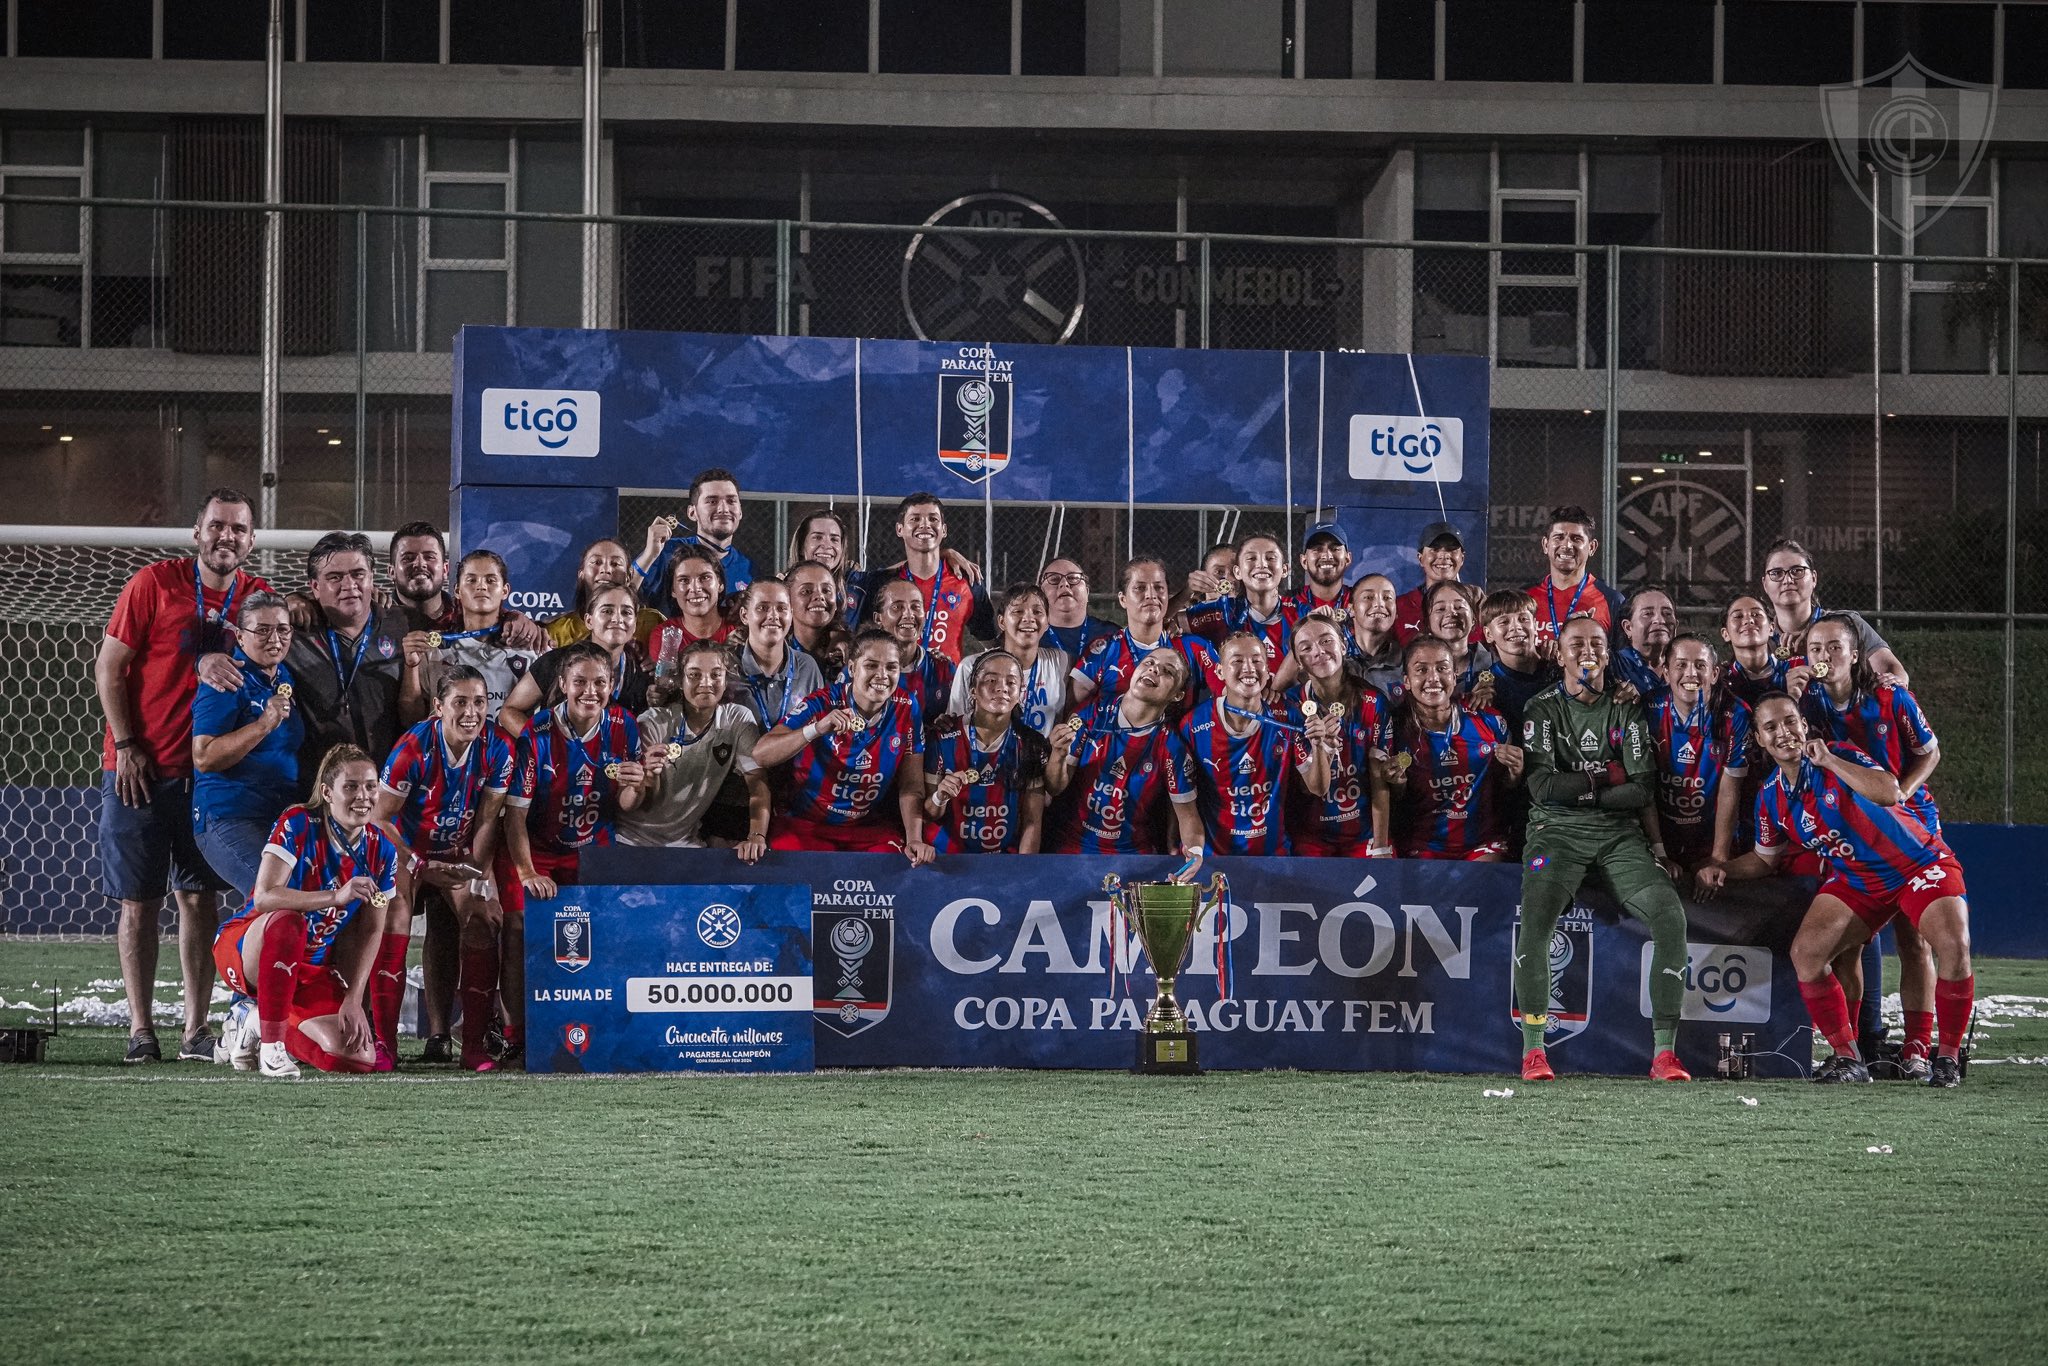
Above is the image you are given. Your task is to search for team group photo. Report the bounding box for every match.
[3,1,2046,1362]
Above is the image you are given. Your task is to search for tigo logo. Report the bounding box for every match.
[481,388,600,457]
[1348,414,1464,483]
[1639,942,1772,1023]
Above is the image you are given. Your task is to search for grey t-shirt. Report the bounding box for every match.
[419,636,540,722]
[616,702,762,848]
[725,644,826,731]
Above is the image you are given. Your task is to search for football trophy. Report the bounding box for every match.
[1102,871,1230,1075]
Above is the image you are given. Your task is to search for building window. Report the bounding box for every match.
[163,0,292,61]
[1443,0,1572,83]
[880,0,1010,74]
[307,0,442,64]
[16,0,151,59]
[1862,3,1994,86]
[1904,163,1998,374]
[417,133,515,352]
[1374,0,1434,79]
[735,0,869,72]
[1722,2,1853,86]
[2008,9,2048,90]
[1020,0,1086,75]
[603,0,725,68]
[0,128,91,348]
[1583,1,1713,85]
[449,0,580,66]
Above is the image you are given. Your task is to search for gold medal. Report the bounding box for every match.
[1330,703,1344,720]
[275,683,293,700]
[425,631,443,648]
[666,741,683,761]
[1393,752,1413,775]
[603,761,622,779]
[1774,643,1793,661]
[1811,661,1830,680]
[1300,698,1319,719]
[368,890,390,909]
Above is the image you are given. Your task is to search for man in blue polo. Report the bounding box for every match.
[635,467,754,616]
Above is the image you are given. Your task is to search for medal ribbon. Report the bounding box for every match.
[744,646,798,725]
[194,560,240,632]
[1543,571,1589,632]
[434,720,481,848]
[326,625,373,696]
[1213,875,1236,1001]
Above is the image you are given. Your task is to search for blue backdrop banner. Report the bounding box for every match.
[523,882,814,1074]
[582,850,1813,1078]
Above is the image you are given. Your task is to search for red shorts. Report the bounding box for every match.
[1293,834,1373,858]
[1819,856,1968,935]
[212,909,261,995]
[501,846,581,916]
[770,814,902,853]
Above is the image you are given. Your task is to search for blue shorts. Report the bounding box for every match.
[193,812,273,900]
[98,772,229,902]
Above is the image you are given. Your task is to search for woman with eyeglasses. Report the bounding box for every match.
[191,592,304,897]
[498,584,652,737]
[1760,539,1908,685]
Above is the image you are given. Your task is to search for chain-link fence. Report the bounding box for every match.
[3,193,2046,935]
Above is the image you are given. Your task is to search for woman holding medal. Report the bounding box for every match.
[946,584,1070,739]
[621,640,770,859]
[1282,614,1393,858]
[648,548,737,671]
[1044,648,1198,856]
[208,745,396,1077]
[503,642,652,1059]
[1166,632,1328,857]
[499,584,652,738]
[923,651,1049,854]
[372,666,515,1071]
[192,591,303,896]
[1644,633,1750,888]
[754,629,934,862]
[1721,595,1813,709]
[1383,636,1521,861]
[1423,580,1493,697]
[1760,539,1909,685]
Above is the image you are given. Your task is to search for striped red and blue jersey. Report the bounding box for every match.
[1724,655,1806,710]
[847,562,992,664]
[1799,682,1942,836]
[381,719,515,856]
[1755,743,1945,895]
[781,684,922,827]
[1646,694,1751,865]
[1077,630,1222,708]
[1281,685,1392,852]
[897,649,957,721]
[1043,615,1118,661]
[1185,596,1295,672]
[1045,700,1188,855]
[261,805,399,965]
[923,716,1046,854]
[1282,585,1348,626]
[1524,572,1624,643]
[1168,700,1309,856]
[509,705,640,855]
[1388,705,1512,859]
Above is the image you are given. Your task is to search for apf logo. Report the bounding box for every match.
[1639,942,1772,1023]
[1348,415,1465,484]
[480,388,600,457]
[696,902,744,950]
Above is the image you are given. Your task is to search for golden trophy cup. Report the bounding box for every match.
[1102,872,1229,1075]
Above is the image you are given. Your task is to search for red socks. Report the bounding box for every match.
[1902,1009,1935,1062]
[459,940,500,1064]
[285,1022,374,1074]
[1799,976,1860,1057]
[1934,975,1975,1061]
[256,913,305,1045]
[370,933,411,1055]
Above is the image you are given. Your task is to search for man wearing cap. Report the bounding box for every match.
[1285,522,1353,622]
[1394,522,1482,645]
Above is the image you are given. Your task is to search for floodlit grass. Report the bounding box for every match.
[1,943,2045,1365]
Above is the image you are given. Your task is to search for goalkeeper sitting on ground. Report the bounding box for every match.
[1515,613,1691,1083]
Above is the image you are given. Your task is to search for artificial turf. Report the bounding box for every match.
[1,942,2044,1365]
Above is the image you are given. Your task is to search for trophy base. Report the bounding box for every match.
[1134,1030,1201,1076]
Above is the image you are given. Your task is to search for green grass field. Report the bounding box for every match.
[2,941,2046,1365]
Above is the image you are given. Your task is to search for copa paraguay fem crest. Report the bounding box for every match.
[936,369,1013,485]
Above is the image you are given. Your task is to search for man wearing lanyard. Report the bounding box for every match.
[391,521,548,651]
[95,489,270,1064]
[1524,504,1626,646]
[286,533,410,786]
[633,467,754,616]
[845,492,995,664]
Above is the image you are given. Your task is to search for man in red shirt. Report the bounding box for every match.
[1524,504,1626,646]
[849,493,995,665]
[94,488,270,1064]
